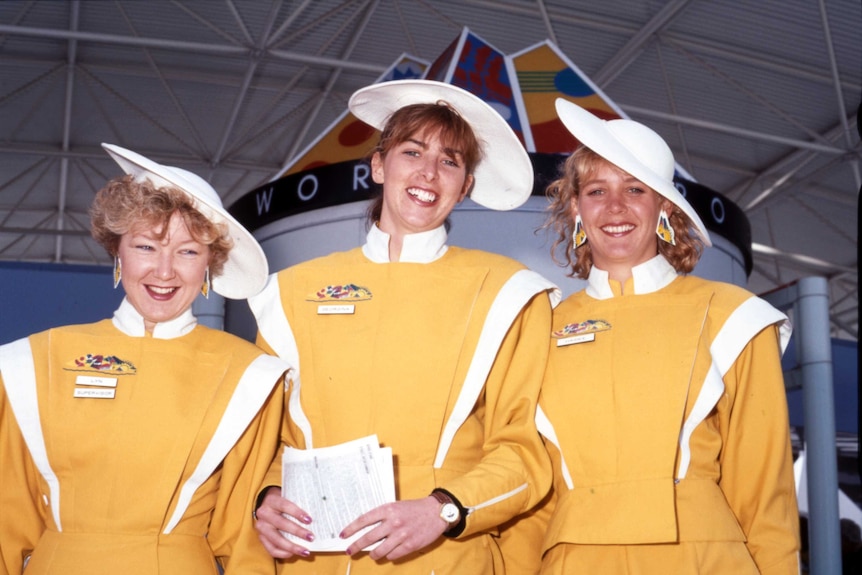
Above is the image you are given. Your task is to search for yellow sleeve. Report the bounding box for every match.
[496,435,559,574]
[719,325,800,575]
[0,373,48,575]
[442,292,554,537]
[209,380,283,575]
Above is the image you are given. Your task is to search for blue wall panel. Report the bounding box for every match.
[0,262,123,344]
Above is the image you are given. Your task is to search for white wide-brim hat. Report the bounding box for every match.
[102,143,269,299]
[348,79,533,211]
[555,98,712,246]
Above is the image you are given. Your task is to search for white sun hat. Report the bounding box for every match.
[348,79,534,211]
[554,98,712,246]
[101,143,269,299]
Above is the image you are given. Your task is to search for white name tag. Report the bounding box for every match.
[74,388,116,399]
[317,304,355,315]
[556,333,596,347]
[75,375,117,388]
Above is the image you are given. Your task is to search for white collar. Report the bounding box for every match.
[112,297,198,339]
[586,254,678,299]
[362,224,449,263]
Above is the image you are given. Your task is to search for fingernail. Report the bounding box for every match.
[301,549,311,557]
[302,515,312,524]
[306,533,315,542]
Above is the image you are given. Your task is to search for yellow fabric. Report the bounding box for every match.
[257,246,554,574]
[533,275,799,575]
[0,320,283,575]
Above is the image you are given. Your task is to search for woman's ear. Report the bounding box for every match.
[458,174,474,202]
[370,152,385,184]
[661,198,674,214]
[570,196,580,218]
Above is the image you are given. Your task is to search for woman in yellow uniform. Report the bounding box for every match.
[0,145,289,574]
[249,79,558,574]
[535,99,799,574]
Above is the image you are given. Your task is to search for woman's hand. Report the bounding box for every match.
[341,496,449,561]
[254,487,315,559]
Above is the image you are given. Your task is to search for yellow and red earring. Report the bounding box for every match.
[573,214,587,248]
[113,256,122,288]
[656,211,676,245]
[201,267,210,299]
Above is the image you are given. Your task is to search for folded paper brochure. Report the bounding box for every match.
[281,434,395,552]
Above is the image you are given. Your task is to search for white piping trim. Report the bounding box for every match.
[433,270,557,468]
[469,483,528,513]
[248,275,301,369]
[163,354,288,533]
[677,362,724,480]
[248,274,312,444]
[0,337,63,530]
[676,296,790,479]
[286,373,311,448]
[536,405,573,490]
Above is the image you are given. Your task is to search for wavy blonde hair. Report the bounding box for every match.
[90,174,232,277]
[544,146,703,279]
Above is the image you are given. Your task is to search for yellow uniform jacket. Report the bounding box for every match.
[250,225,559,574]
[537,256,799,575]
[0,299,289,575]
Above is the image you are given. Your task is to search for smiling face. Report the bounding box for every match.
[117,211,210,332]
[573,159,671,283]
[372,127,474,238]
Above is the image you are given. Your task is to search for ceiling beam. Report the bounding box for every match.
[281,0,378,171]
[752,243,855,275]
[622,105,848,155]
[592,0,693,87]
[0,23,386,74]
[0,226,91,237]
[730,118,858,211]
[209,0,285,172]
[819,0,862,190]
[53,0,81,263]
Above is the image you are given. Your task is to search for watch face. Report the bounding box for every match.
[440,502,460,523]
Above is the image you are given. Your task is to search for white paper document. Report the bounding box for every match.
[281,434,396,552]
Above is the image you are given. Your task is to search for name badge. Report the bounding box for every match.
[74,388,116,399]
[556,333,596,347]
[318,304,355,315]
[75,375,117,388]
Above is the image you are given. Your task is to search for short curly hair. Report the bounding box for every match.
[89,174,232,277]
[544,146,703,279]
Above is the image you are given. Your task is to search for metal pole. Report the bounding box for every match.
[796,277,842,575]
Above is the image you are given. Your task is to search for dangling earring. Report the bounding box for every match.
[201,267,210,299]
[573,214,587,248]
[656,210,676,245]
[113,256,122,288]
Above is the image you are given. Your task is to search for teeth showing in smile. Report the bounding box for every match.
[407,188,437,203]
[602,224,634,234]
[150,286,176,295]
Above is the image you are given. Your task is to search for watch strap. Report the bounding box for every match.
[430,488,467,537]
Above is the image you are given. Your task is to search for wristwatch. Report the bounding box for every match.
[430,489,461,528]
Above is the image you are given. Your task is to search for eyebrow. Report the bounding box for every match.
[405,137,464,160]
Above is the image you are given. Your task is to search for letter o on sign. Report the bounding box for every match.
[711,197,725,224]
[298,174,318,201]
